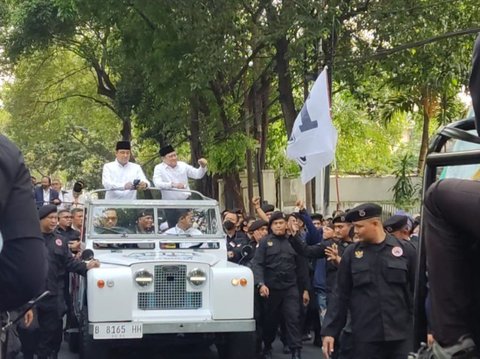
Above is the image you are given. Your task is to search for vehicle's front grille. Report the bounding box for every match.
[137,265,202,310]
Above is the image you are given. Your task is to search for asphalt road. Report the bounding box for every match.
[57,334,325,359]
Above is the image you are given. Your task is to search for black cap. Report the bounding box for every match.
[38,204,57,220]
[345,203,382,222]
[116,141,131,151]
[261,204,275,213]
[269,211,287,227]
[249,220,268,232]
[73,181,84,193]
[383,215,408,233]
[311,213,323,221]
[137,209,154,219]
[332,212,348,224]
[159,145,175,157]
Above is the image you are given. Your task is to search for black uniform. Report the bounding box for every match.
[0,135,46,311]
[289,235,353,359]
[252,232,309,352]
[36,231,87,358]
[226,231,249,263]
[322,234,416,359]
[55,226,80,243]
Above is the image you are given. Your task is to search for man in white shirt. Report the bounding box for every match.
[102,141,150,200]
[153,145,208,200]
[164,209,204,248]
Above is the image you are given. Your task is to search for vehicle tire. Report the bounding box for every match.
[216,331,256,359]
[79,306,109,359]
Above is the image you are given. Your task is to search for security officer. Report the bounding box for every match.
[252,211,309,359]
[289,212,352,302]
[383,215,416,248]
[289,212,353,359]
[0,135,46,312]
[36,205,100,359]
[240,219,268,267]
[322,203,416,359]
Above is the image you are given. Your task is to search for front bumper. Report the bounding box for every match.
[89,319,255,335]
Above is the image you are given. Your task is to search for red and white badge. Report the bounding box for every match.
[392,246,403,257]
[55,238,63,247]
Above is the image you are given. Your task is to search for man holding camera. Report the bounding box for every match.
[102,141,150,200]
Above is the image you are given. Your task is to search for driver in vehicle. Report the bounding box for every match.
[94,208,127,234]
[135,210,154,234]
[164,209,207,248]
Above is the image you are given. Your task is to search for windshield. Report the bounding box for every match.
[89,206,220,236]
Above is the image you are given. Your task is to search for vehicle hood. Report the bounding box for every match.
[94,251,220,267]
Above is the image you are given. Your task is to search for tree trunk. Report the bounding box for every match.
[120,117,132,141]
[223,172,244,212]
[189,96,213,198]
[274,36,297,137]
[418,106,431,174]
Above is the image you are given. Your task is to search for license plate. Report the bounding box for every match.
[93,322,143,339]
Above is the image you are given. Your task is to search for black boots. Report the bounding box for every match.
[291,349,302,359]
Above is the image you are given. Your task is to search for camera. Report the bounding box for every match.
[133,179,140,189]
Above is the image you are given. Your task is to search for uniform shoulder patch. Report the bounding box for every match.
[55,238,63,247]
[392,246,403,257]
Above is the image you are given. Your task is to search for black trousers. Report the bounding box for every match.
[36,296,64,357]
[262,286,302,350]
[353,339,409,359]
[338,330,354,359]
[424,179,480,346]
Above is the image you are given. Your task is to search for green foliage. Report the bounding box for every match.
[0,49,120,187]
[206,133,256,175]
[391,154,421,211]
[265,120,300,177]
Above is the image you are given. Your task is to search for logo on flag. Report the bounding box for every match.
[286,68,337,184]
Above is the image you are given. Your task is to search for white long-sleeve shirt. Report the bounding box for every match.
[152,161,207,200]
[102,160,150,200]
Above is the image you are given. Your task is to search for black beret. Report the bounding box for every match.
[261,204,275,213]
[137,209,154,219]
[383,215,408,233]
[116,141,131,150]
[332,212,348,224]
[345,203,382,222]
[311,213,323,221]
[159,145,175,157]
[249,219,268,232]
[269,211,286,227]
[38,204,57,220]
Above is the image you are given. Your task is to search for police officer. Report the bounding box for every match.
[289,212,354,359]
[240,219,268,267]
[0,135,46,312]
[252,212,308,359]
[36,205,100,359]
[383,215,416,248]
[322,203,416,359]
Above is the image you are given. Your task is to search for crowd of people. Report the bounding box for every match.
[219,197,421,359]
[2,137,472,359]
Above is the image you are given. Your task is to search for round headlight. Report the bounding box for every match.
[134,270,153,287]
[187,268,207,286]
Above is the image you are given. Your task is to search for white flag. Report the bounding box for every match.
[286,68,337,184]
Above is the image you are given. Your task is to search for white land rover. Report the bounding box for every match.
[69,189,255,358]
